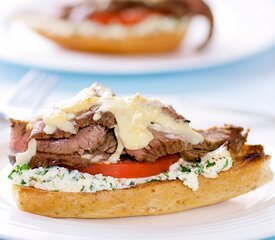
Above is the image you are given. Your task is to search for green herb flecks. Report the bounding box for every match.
[146,179,159,183]
[110,182,115,190]
[222,159,229,170]
[57,173,65,179]
[29,176,37,182]
[35,168,49,176]
[195,163,203,174]
[72,172,83,181]
[43,176,55,183]
[181,166,191,173]
[206,160,216,168]
[129,181,135,186]
[20,179,27,185]
[8,164,29,180]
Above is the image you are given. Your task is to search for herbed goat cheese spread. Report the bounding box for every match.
[9,146,232,192]
[20,14,190,38]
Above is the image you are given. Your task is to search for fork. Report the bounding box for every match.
[0,70,57,123]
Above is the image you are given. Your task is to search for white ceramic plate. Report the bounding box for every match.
[0,102,274,240]
[0,0,274,74]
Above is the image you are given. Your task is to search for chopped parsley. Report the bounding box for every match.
[79,173,85,180]
[195,163,203,174]
[8,164,29,180]
[206,160,216,168]
[72,173,81,181]
[181,166,191,173]
[146,179,159,183]
[43,176,55,182]
[80,186,85,192]
[20,179,27,185]
[29,176,37,182]
[129,181,135,186]
[57,173,65,179]
[222,159,229,170]
[35,168,49,176]
[110,182,114,190]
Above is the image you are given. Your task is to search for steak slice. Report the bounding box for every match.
[31,107,116,139]
[162,105,189,122]
[126,129,186,162]
[36,125,110,155]
[127,125,248,162]
[29,153,91,169]
[8,119,117,167]
[8,119,31,164]
[28,129,117,169]
[9,128,117,169]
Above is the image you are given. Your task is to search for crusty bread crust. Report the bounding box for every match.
[35,29,187,54]
[12,145,273,218]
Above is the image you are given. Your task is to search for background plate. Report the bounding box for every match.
[0,0,274,74]
[0,101,274,240]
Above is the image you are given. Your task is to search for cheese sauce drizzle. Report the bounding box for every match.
[94,93,203,150]
[16,83,203,165]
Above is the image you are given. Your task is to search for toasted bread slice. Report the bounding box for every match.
[12,145,273,218]
[35,29,187,54]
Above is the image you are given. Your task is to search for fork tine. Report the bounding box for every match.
[0,70,58,120]
[9,73,48,106]
[24,76,58,111]
[9,72,57,108]
[4,70,41,104]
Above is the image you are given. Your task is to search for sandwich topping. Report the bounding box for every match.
[19,0,213,46]
[8,84,248,192]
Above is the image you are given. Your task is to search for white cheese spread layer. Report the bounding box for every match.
[20,14,190,39]
[9,146,232,193]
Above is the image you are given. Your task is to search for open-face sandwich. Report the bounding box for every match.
[8,84,273,218]
[18,0,214,53]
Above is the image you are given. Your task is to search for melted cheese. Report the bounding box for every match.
[32,83,203,161]
[42,109,76,134]
[94,94,203,150]
[107,126,125,163]
[15,139,37,165]
[35,83,112,135]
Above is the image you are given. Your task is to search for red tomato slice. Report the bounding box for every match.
[89,8,153,25]
[118,8,152,25]
[89,11,119,25]
[78,155,179,178]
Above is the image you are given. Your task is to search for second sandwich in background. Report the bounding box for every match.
[17,0,214,54]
